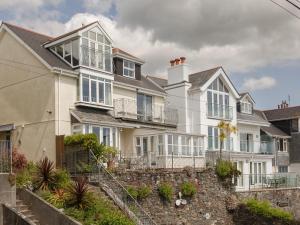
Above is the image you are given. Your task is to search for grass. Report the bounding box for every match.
[245,198,293,222]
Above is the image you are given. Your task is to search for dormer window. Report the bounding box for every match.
[123,60,135,78]
[52,39,79,67]
[241,101,252,114]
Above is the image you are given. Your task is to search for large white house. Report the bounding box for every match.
[0,21,289,190]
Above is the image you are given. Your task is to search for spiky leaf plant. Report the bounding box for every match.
[34,157,55,191]
[67,176,91,209]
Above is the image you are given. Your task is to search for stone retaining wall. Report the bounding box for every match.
[237,188,300,220]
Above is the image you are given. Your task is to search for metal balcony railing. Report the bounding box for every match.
[207,103,233,120]
[114,98,178,125]
[0,140,11,173]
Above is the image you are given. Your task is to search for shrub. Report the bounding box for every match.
[181,181,197,198]
[16,162,36,188]
[158,183,173,202]
[137,184,152,201]
[215,160,241,180]
[64,133,99,151]
[12,149,28,172]
[34,157,56,191]
[41,189,69,209]
[53,169,71,189]
[67,176,92,209]
[126,186,138,200]
[245,198,293,222]
[99,213,135,225]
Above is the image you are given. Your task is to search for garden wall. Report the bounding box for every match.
[17,189,82,225]
[0,174,16,225]
[2,204,33,225]
[111,168,234,225]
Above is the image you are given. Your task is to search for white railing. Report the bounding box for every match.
[114,98,178,125]
[207,103,233,120]
[0,140,11,173]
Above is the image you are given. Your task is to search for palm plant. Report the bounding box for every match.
[34,157,55,190]
[67,176,91,209]
[217,120,237,160]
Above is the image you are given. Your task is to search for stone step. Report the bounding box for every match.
[16,199,40,225]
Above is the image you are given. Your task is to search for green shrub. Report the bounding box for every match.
[53,169,71,189]
[16,162,36,188]
[64,133,99,151]
[126,186,138,200]
[181,181,197,198]
[215,160,241,180]
[137,184,152,200]
[158,183,173,202]
[99,213,135,225]
[246,198,293,222]
[41,189,69,209]
[34,157,56,191]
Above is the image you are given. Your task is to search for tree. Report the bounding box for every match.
[217,120,237,160]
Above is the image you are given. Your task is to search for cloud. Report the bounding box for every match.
[241,76,277,91]
[81,0,114,14]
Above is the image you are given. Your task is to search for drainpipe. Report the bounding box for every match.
[57,70,62,135]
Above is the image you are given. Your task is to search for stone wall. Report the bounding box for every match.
[2,204,33,225]
[0,174,16,225]
[237,188,300,220]
[112,168,234,225]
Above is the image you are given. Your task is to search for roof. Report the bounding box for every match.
[264,106,300,121]
[3,22,72,70]
[261,125,290,138]
[239,92,255,103]
[112,48,145,64]
[237,110,269,125]
[114,74,165,94]
[189,66,221,89]
[45,21,98,44]
[147,76,168,87]
[70,108,119,125]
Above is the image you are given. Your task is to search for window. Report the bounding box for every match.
[81,74,112,106]
[241,101,252,114]
[193,137,203,156]
[82,125,118,148]
[276,138,288,152]
[158,135,164,156]
[240,133,253,152]
[123,60,135,78]
[207,77,231,120]
[278,166,288,173]
[250,162,266,185]
[137,93,152,121]
[208,126,231,151]
[136,137,142,156]
[181,136,189,156]
[81,29,112,72]
[167,134,178,156]
[52,39,79,67]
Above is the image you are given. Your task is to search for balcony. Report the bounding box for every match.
[114,98,178,125]
[207,103,233,120]
[208,136,233,151]
[239,140,274,155]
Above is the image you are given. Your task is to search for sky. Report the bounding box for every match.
[0,0,300,110]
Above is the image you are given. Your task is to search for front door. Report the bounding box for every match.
[250,162,266,185]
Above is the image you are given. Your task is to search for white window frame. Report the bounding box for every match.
[123,60,135,78]
[80,74,112,106]
[241,101,252,114]
[82,124,118,147]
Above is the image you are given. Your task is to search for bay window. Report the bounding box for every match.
[81,74,112,106]
[83,125,118,148]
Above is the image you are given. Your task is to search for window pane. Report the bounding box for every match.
[97,33,104,43]
[89,31,96,41]
[82,31,88,37]
[137,94,144,119]
[90,42,96,67]
[105,82,112,105]
[82,78,90,102]
[72,39,79,66]
[98,44,104,69]
[98,82,104,103]
[91,80,97,102]
[57,45,63,57]
[92,126,100,142]
[145,95,152,120]
[102,128,110,145]
[64,42,71,63]
[82,39,89,66]
[104,46,111,72]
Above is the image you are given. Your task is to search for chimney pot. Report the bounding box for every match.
[170,60,175,67]
[175,58,180,65]
[180,57,186,64]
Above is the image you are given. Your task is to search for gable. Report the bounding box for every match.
[200,67,240,98]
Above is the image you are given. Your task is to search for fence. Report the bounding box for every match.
[0,140,12,173]
[236,173,300,191]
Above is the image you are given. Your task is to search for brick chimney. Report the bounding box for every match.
[278,100,289,109]
[167,57,190,85]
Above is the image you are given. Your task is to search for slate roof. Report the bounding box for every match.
[147,76,168,88]
[114,74,165,93]
[261,125,290,138]
[70,108,119,124]
[189,67,221,89]
[264,106,300,121]
[237,110,269,125]
[112,48,144,63]
[3,22,163,93]
[3,22,72,70]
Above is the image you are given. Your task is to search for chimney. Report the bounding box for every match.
[278,100,289,109]
[167,57,190,85]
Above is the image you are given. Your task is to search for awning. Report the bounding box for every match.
[261,125,291,138]
[0,124,15,132]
